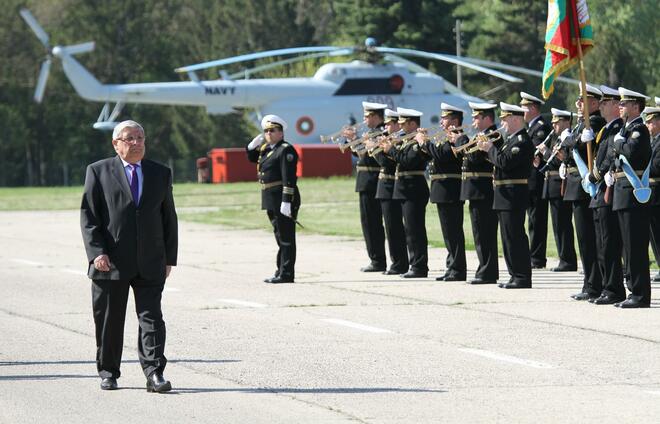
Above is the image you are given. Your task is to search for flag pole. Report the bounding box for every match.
[570,1,593,172]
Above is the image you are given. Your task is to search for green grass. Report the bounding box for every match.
[0,177,564,257]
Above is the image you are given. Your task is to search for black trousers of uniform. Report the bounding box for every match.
[572,200,601,296]
[527,192,548,267]
[593,206,625,299]
[498,209,532,284]
[469,200,499,280]
[651,204,660,270]
[359,191,386,268]
[548,198,577,269]
[402,199,428,273]
[618,207,651,304]
[436,202,467,279]
[381,199,409,272]
[92,277,166,379]
[267,209,296,280]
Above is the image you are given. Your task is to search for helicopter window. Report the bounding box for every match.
[334,78,404,96]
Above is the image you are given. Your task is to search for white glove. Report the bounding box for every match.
[280,201,292,217]
[604,171,615,187]
[559,163,567,180]
[581,128,594,143]
[248,134,264,150]
[614,133,625,143]
[560,129,572,142]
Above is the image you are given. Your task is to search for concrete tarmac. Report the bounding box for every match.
[1,210,660,423]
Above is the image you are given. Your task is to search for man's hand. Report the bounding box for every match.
[477,139,493,152]
[166,265,172,279]
[342,127,357,141]
[533,156,541,168]
[537,143,548,155]
[415,131,427,145]
[280,201,292,217]
[93,254,111,272]
[248,134,264,150]
[560,128,572,142]
[559,163,567,180]
[581,128,594,143]
[604,171,615,187]
[365,139,378,150]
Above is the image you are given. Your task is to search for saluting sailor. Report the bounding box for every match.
[417,102,467,281]
[460,102,499,285]
[246,115,300,284]
[478,103,534,289]
[383,107,430,278]
[606,87,653,308]
[644,106,660,283]
[520,92,552,269]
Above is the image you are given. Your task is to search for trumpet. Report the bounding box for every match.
[452,128,503,155]
[339,128,387,153]
[368,130,405,156]
[320,122,367,144]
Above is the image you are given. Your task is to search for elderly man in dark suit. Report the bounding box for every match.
[80,120,178,392]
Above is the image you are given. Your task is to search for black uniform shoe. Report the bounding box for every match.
[383,269,406,275]
[593,295,625,305]
[443,275,466,282]
[435,275,446,281]
[100,377,118,391]
[501,281,532,289]
[400,271,427,278]
[469,278,497,285]
[615,298,650,308]
[550,266,577,272]
[531,263,546,269]
[361,263,386,272]
[266,276,294,284]
[571,292,594,301]
[146,372,171,393]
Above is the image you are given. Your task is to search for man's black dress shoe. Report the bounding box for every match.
[469,278,496,285]
[383,269,406,275]
[550,266,577,272]
[435,275,445,281]
[400,271,427,278]
[361,263,386,272]
[593,295,625,305]
[501,281,531,289]
[531,263,546,269]
[615,298,650,308]
[265,276,294,284]
[146,373,172,393]
[100,377,118,391]
[571,292,594,301]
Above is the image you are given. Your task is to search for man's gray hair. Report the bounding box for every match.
[112,120,144,140]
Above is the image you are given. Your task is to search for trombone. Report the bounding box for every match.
[320,122,367,144]
[452,127,504,155]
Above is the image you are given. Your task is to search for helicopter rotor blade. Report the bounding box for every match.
[20,9,50,49]
[227,48,355,79]
[34,58,52,103]
[456,57,580,85]
[175,46,352,74]
[375,47,523,83]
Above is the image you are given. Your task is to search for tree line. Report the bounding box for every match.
[0,0,657,186]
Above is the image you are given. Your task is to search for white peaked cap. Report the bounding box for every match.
[618,87,650,101]
[261,114,287,130]
[362,101,388,111]
[520,91,545,105]
[396,107,423,118]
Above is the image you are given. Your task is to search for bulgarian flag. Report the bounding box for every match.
[542,0,594,99]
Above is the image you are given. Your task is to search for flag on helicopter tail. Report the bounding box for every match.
[542,0,594,99]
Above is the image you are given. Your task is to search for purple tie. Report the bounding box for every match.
[129,164,139,205]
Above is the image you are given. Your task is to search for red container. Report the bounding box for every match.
[294,144,353,178]
[208,148,256,183]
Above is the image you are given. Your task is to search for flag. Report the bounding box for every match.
[542,0,594,99]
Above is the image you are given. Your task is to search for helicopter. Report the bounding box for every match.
[20,8,578,143]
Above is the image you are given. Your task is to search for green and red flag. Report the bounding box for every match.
[542,0,594,99]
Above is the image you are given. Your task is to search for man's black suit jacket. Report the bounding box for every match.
[80,155,178,281]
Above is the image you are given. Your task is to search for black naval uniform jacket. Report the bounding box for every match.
[459,125,497,202]
[354,125,385,194]
[562,113,606,202]
[527,115,552,193]
[650,133,660,207]
[426,133,464,204]
[391,140,430,202]
[541,133,563,200]
[246,140,301,214]
[586,118,623,208]
[487,128,534,210]
[612,116,651,211]
[372,149,397,200]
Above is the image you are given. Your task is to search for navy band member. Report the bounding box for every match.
[366,109,409,274]
[520,92,551,269]
[478,103,534,288]
[419,102,467,281]
[540,109,578,272]
[344,102,388,272]
[461,102,499,284]
[558,83,605,301]
[584,85,625,304]
[607,87,652,308]
[644,106,660,282]
[383,107,430,278]
[246,115,300,284]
